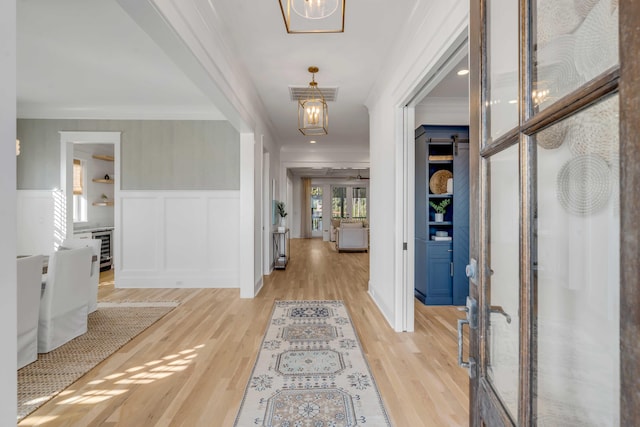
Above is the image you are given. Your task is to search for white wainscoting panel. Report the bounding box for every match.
[165,196,206,271]
[120,197,159,272]
[207,197,240,276]
[117,191,240,288]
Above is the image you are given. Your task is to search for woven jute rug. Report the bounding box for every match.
[234,300,392,426]
[18,301,178,421]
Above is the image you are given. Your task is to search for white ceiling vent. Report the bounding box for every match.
[289,86,339,102]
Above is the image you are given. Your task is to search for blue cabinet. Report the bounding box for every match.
[414,125,469,305]
[425,242,453,304]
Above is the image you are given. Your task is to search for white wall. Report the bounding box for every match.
[16,190,64,255]
[291,174,302,238]
[253,136,262,291]
[416,97,469,126]
[123,0,282,294]
[0,0,17,420]
[365,0,469,329]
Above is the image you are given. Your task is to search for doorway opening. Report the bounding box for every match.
[398,34,470,331]
[60,131,121,278]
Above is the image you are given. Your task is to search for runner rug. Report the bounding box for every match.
[234,300,392,426]
[18,301,178,422]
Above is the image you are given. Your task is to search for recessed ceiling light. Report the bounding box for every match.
[309,140,316,144]
[457,69,469,76]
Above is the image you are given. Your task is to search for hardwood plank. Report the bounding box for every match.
[20,239,468,426]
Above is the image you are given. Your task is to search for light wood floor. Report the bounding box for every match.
[20,238,469,427]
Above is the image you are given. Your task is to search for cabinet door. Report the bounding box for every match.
[426,243,453,305]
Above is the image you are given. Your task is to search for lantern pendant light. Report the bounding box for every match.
[298,66,328,136]
[278,0,346,34]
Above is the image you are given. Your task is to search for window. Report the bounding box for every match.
[73,159,87,222]
[73,159,83,195]
[311,186,323,232]
[332,187,347,218]
[352,187,367,219]
[331,185,368,219]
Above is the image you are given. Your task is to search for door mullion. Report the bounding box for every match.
[518,0,534,425]
[478,156,489,381]
[518,135,535,426]
[469,0,483,424]
[619,1,640,423]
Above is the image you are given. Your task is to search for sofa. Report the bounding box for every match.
[336,221,369,252]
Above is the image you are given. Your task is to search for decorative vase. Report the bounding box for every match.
[435,213,444,222]
[278,217,285,232]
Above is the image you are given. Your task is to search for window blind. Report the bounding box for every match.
[73,159,83,195]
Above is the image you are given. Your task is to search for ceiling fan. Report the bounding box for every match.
[348,172,370,181]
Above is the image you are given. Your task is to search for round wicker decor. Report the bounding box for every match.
[537,120,568,150]
[556,154,611,216]
[430,170,453,194]
[566,98,619,164]
[574,0,618,81]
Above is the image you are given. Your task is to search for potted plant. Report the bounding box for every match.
[429,199,451,222]
[276,201,287,231]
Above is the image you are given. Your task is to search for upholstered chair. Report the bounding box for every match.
[61,238,102,313]
[17,255,44,369]
[38,247,92,353]
[337,221,369,252]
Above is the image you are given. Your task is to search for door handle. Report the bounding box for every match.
[456,296,478,378]
[457,318,476,378]
[490,305,512,324]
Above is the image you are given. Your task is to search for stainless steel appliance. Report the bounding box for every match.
[91,229,112,271]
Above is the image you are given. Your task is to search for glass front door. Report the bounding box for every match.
[468,0,630,425]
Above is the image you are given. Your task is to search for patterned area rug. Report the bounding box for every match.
[18,302,178,421]
[234,300,391,426]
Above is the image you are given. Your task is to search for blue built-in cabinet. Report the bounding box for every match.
[415,125,469,306]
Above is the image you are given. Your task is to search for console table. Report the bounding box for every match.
[272,229,290,270]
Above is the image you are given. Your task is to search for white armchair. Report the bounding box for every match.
[17,255,44,369]
[62,238,102,313]
[38,247,93,353]
[336,222,369,252]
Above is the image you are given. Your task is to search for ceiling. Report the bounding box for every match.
[17,0,468,160]
[16,0,223,119]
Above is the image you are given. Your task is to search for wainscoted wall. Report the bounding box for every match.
[16,190,65,255]
[117,191,240,288]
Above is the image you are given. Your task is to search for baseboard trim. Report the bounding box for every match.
[254,276,264,296]
[367,280,395,330]
[116,272,239,289]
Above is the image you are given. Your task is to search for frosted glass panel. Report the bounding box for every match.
[487,144,520,419]
[487,0,519,142]
[535,95,619,426]
[534,0,618,110]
